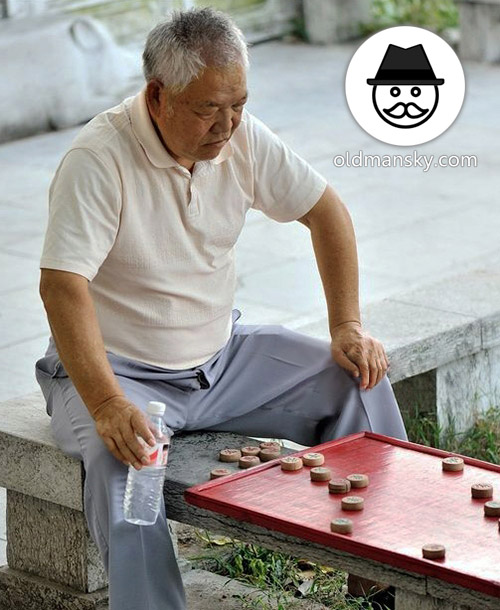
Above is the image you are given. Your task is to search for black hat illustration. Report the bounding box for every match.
[367,44,444,85]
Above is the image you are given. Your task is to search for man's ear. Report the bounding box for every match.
[145,80,163,121]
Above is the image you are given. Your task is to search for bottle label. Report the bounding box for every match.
[144,442,169,466]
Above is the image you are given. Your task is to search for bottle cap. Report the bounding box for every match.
[146,401,166,416]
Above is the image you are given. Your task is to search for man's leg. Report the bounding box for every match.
[187,320,407,446]
[189,319,404,606]
[36,367,187,610]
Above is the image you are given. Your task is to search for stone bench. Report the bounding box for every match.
[457,0,500,62]
[1,267,499,609]
[0,395,286,609]
[296,267,500,435]
[2,394,500,610]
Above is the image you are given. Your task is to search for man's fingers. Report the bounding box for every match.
[102,437,129,467]
[333,349,360,378]
[114,431,144,470]
[357,360,370,390]
[121,423,151,465]
[368,358,383,389]
[131,412,156,447]
[375,346,389,386]
[376,357,386,387]
[332,329,390,390]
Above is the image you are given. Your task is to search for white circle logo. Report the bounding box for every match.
[345,26,465,146]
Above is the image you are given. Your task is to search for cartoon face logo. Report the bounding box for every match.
[367,44,444,130]
[372,84,439,128]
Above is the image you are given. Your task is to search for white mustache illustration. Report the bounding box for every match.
[383,102,428,119]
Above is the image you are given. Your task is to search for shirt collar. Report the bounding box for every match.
[130,89,233,169]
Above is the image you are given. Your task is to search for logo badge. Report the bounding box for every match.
[345,26,465,146]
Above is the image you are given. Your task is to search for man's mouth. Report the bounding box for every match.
[383,102,428,119]
[205,138,229,146]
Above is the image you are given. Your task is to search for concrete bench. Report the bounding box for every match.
[1,267,499,609]
[1,393,500,610]
[0,395,282,609]
[297,267,500,435]
[457,0,500,62]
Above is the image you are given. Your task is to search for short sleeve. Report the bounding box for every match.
[40,148,122,281]
[248,113,327,223]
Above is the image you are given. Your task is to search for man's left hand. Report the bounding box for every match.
[330,322,389,390]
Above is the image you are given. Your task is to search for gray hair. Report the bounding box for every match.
[143,7,249,93]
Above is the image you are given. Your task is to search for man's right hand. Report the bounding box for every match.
[92,396,156,470]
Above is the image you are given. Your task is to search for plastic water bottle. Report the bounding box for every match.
[123,401,171,526]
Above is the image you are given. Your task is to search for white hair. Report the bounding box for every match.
[142,7,249,94]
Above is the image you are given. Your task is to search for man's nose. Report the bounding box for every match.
[211,108,234,134]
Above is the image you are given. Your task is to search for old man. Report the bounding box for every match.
[36,7,406,610]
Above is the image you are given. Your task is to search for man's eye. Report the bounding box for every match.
[196,112,215,119]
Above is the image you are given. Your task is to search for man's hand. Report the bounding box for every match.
[92,396,156,470]
[330,322,389,390]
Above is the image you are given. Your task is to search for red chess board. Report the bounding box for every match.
[185,432,500,598]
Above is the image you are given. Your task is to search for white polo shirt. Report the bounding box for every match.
[40,90,327,369]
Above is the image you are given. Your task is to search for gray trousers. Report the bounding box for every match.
[35,309,407,610]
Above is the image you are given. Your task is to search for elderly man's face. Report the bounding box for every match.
[146,64,247,171]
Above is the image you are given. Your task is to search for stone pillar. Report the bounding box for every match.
[6,490,107,593]
[1,490,181,610]
[436,346,497,433]
[303,0,372,44]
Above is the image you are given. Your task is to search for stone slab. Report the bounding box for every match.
[395,589,469,610]
[366,302,480,384]
[393,268,500,318]
[6,490,106,593]
[482,313,500,350]
[297,300,481,384]
[427,576,500,610]
[393,269,500,350]
[0,566,108,610]
[0,250,41,296]
[0,392,83,511]
[183,569,329,610]
[166,496,428,597]
[166,431,292,490]
[0,565,331,610]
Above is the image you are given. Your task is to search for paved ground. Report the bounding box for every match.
[1,38,499,572]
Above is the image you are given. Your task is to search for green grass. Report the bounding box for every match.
[189,407,500,609]
[404,406,500,464]
[363,0,459,34]
[189,534,389,609]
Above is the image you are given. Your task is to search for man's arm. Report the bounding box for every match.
[297,185,389,390]
[40,269,155,469]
